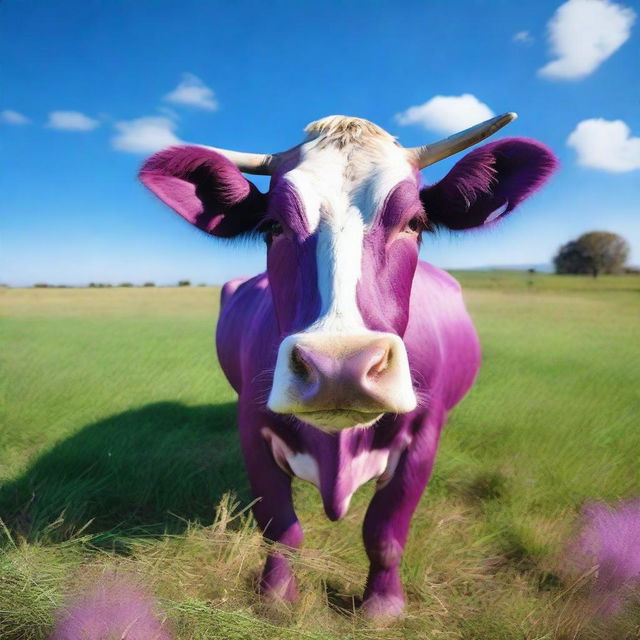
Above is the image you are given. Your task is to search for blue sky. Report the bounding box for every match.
[1,0,638,286]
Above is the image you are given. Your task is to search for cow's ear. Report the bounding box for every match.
[139,145,267,237]
[420,138,558,230]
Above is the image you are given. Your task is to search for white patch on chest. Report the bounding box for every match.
[336,448,390,515]
[261,428,321,488]
[288,452,320,487]
[348,448,390,489]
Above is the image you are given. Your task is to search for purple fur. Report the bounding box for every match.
[138,127,557,616]
[50,573,172,640]
[421,138,558,230]
[139,146,266,236]
[264,180,322,335]
[357,181,423,335]
[267,176,312,238]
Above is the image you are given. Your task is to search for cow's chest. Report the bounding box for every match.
[261,427,406,519]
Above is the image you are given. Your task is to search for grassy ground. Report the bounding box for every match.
[1,272,639,639]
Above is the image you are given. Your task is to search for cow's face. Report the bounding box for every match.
[264,120,421,429]
[140,116,557,431]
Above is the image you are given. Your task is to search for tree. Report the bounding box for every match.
[554,241,590,275]
[554,231,629,278]
[178,280,191,287]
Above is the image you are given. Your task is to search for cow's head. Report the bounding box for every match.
[140,114,557,431]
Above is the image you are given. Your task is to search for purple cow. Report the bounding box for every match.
[139,113,557,617]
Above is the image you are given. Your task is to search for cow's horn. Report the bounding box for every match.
[407,112,517,169]
[202,146,276,175]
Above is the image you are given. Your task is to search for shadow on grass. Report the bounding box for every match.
[324,582,361,617]
[0,401,248,544]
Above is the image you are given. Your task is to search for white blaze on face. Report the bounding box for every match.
[314,212,364,331]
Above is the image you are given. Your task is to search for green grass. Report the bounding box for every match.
[1,273,639,639]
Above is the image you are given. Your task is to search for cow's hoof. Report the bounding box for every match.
[259,577,299,604]
[360,593,405,619]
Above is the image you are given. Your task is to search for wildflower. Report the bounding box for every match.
[51,572,172,640]
[567,499,640,615]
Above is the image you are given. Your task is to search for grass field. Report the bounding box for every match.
[1,271,639,639]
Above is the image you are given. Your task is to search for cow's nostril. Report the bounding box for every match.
[366,347,391,379]
[290,346,311,380]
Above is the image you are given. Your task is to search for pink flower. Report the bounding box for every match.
[51,573,172,640]
[566,499,640,615]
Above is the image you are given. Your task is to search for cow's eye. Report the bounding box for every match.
[265,221,283,237]
[405,216,422,233]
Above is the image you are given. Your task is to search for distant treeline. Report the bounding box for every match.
[24,266,639,290]
[29,281,211,288]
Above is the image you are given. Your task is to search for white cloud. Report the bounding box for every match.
[163,73,218,110]
[513,30,534,44]
[156,105,180,120]
[111,116,182,154]
[47,111,100,131]
[1,109,30,125]
[539,0,636,80]
[395,94,495,135]
[567,118,640,172]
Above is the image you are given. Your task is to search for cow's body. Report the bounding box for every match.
[216,261,479,613]
[139,114,557,616]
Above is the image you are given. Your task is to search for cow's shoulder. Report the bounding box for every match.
[217,272,275,392]
[414,260,462,294]
[220,273,269,310]
[407,261,480,408]
[220,277,248,309]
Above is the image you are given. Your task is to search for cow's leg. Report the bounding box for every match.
[239,419,302,603]
[361,421,440,618]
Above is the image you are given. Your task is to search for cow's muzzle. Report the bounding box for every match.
[267,332,417,431]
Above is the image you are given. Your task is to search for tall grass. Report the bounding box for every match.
[1,274,639,638]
